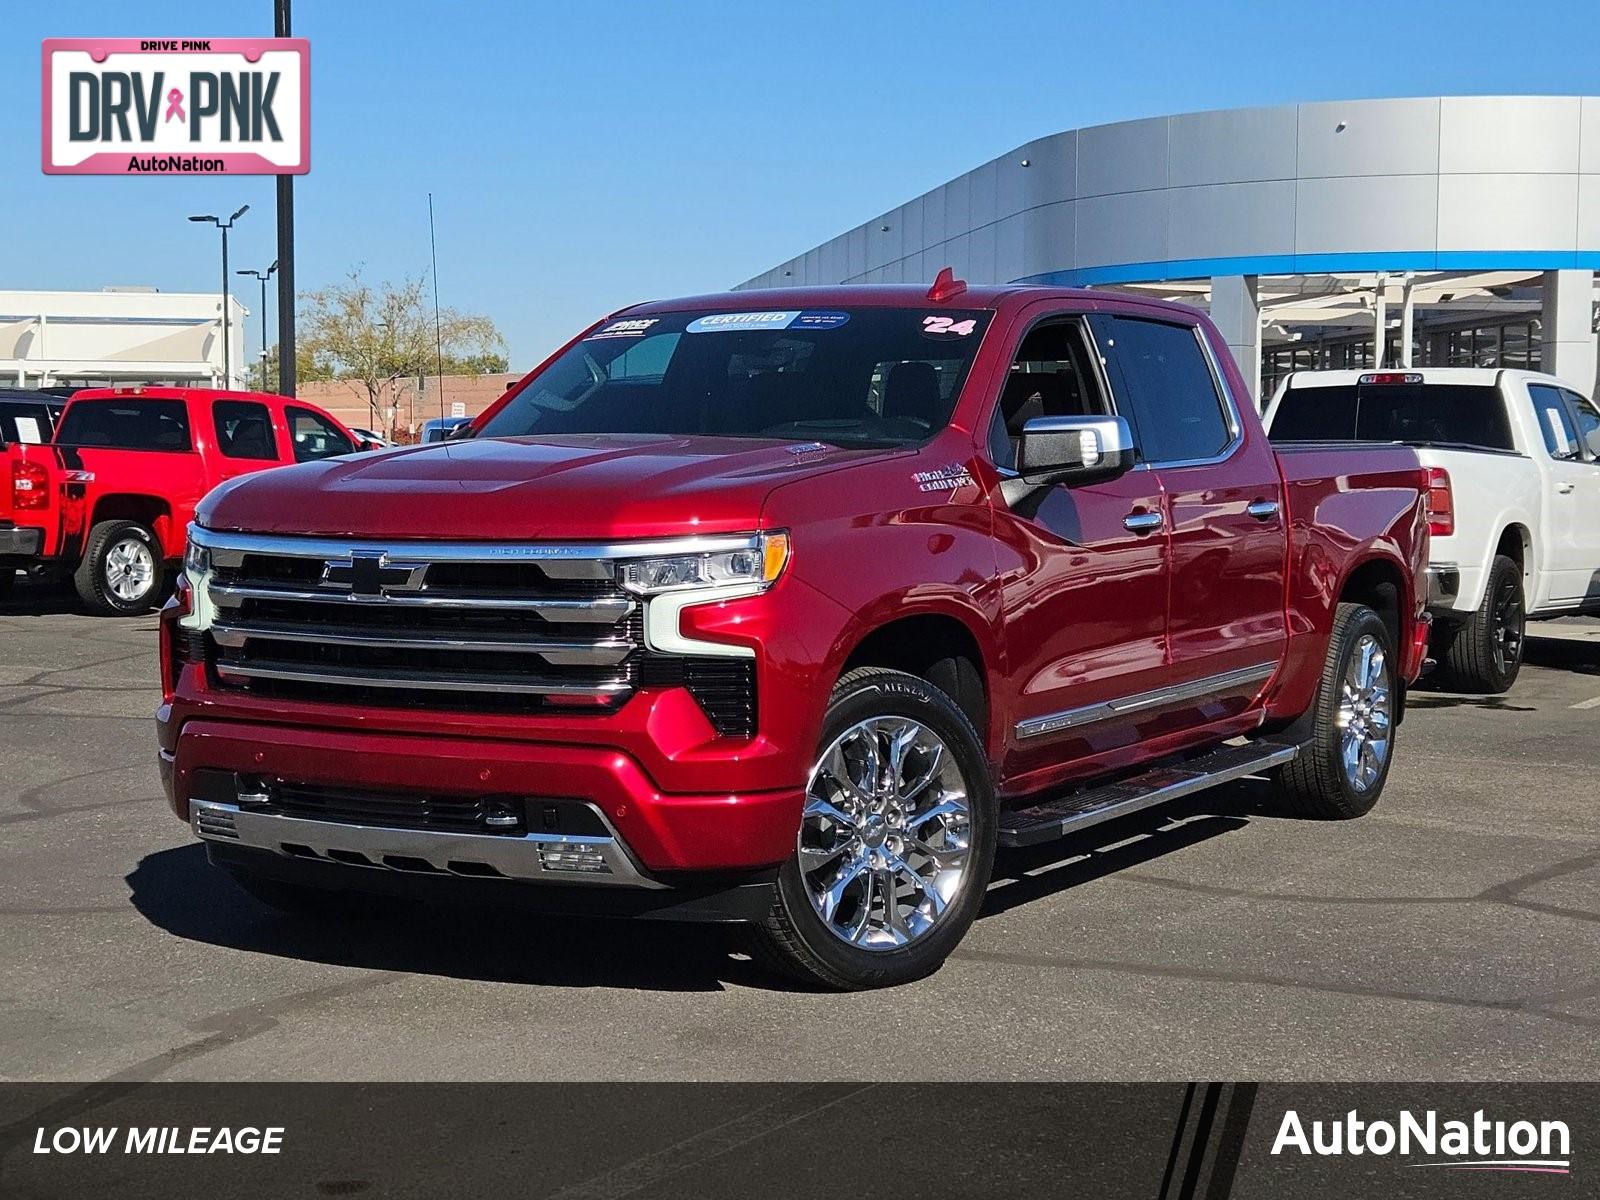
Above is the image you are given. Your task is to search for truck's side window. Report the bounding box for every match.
[1099,317,1232,464]
[1561,390,1600,460]
[1529,385,1582,461]
[287,406,355,462]
[213,401,279,461]
[987,319,1105,470]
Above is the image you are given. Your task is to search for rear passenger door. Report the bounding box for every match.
[209,399,282,487]
[1090,313,1289,726]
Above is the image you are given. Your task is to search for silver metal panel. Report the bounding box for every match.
[898,197,923,263]
[1077,116,1168,198]
[1293,174,1440,255]
[968,223,997,283]
[921,184,947,250]
[191,799,663,889]
[1580,176,1600,255]
[1075,189,1169,269]
[1439,96,1583,174]
[1023,201,1075,275]
[994,213,1026,284]
[1168,105,1297,187]
[1437,173,1581,251]
[1296,97,1441,178]
[1584,99,1600,175]
[944,172,972,239]
[996,150,1027,219]
[968,161,999,229]
[1021,131,1077,211]
[1168,181,1295,261]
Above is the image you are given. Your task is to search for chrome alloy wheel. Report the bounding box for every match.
[1337,633,1392,793]
[799,716,972,951]
[104,536,156,602]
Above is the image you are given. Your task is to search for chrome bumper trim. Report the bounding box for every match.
[190,800,665,889]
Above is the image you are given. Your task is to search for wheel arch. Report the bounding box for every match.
[89,494,177,558]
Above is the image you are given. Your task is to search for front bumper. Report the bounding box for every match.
[159,716,805,876]
[0,524,43,557]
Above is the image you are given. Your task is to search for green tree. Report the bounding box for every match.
[296,268,506,438]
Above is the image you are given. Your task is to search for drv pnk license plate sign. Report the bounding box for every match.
[42,38,310,175]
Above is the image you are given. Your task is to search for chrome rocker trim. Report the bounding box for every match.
[190,799,665,889]
[1015,661,1278,741]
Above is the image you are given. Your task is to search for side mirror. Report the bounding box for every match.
[445,422,475,441]
[1017,415,1136,485]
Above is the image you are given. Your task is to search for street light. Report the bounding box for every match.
[237,260,278,392]
[189,204,250,387]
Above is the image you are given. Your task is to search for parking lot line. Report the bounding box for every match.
[1570,696,1600,710]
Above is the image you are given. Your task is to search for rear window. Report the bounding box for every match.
[1271,382,1514,451]
[56,399,192,452]
[0,403,52,446]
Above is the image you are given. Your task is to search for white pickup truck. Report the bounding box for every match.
[1265,368,1600,693]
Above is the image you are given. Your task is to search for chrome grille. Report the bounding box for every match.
[197,532,639,711]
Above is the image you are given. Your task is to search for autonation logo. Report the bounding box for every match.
[1272,1109,1572,1175]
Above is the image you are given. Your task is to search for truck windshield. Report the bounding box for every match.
[1271,382,1514,451]
[477,307,994,448]
[55,399,193,452]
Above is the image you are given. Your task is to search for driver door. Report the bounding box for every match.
[987,309,1171,789]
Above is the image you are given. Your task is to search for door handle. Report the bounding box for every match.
[1557,482,1576,495]
[1246,499,1280,520]
[1123,510,1164,533]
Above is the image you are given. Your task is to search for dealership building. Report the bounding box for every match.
[0,287,249,391]
[740,95,1600,402]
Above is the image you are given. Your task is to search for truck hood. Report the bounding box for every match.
[198,434,893,540]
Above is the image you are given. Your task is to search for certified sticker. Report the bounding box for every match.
[686,311,800,333]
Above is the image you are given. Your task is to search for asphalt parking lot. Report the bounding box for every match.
[3,576,1598,1082]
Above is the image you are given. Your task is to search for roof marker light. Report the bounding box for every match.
[927,266,967,303]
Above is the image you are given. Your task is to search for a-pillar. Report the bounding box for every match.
[1541,270,1597,393]
[1210,275,1261,406]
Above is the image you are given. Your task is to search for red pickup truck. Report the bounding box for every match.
[158,280,1431,989]
[4,387,361,613]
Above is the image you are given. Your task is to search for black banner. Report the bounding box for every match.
[0,1083,1591,1198]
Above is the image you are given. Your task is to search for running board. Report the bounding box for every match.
[997,741,1299,849]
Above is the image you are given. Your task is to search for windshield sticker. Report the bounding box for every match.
[686,311,801,333]
[587,318,659,340]
[921,315,978,339]
[791,311,850,331]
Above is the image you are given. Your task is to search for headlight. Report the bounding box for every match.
[618,532,789,595]
[184,536,210,577]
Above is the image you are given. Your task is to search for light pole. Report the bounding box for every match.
[190,204,250,387]
[237,261,278,392]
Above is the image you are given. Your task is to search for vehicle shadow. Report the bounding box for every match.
[1523,630,1600,676]
[0,575,81,617]
[980,784,1262,921]
[126,843,784,994]
[1404,689,1537,712]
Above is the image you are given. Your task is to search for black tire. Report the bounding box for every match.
[73,519,165,615]
[751,667,997,990]
[1272,603,1397,820]
[1433,554,1524,694]
[227,869,377,919]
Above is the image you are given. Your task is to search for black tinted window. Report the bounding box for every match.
[1273,383,1514,451]
[0,403,52,445]
[288,407,354,462]
[56,399,191,451]
[478,308,993,448]
[1101,317,1230,463]
[213,401,279,461]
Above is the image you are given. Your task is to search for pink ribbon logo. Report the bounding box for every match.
[164,88,185,123]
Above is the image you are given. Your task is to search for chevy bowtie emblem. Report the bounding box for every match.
[322,554,427,600]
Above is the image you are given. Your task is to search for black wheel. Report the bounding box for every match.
[227,869,377,919]
[1272,603,1396,819]
[74,519,165,615]
[1434,554,1524,694]
[751,667,997,990]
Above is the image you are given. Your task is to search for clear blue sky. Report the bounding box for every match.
[6,0,1599,368]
